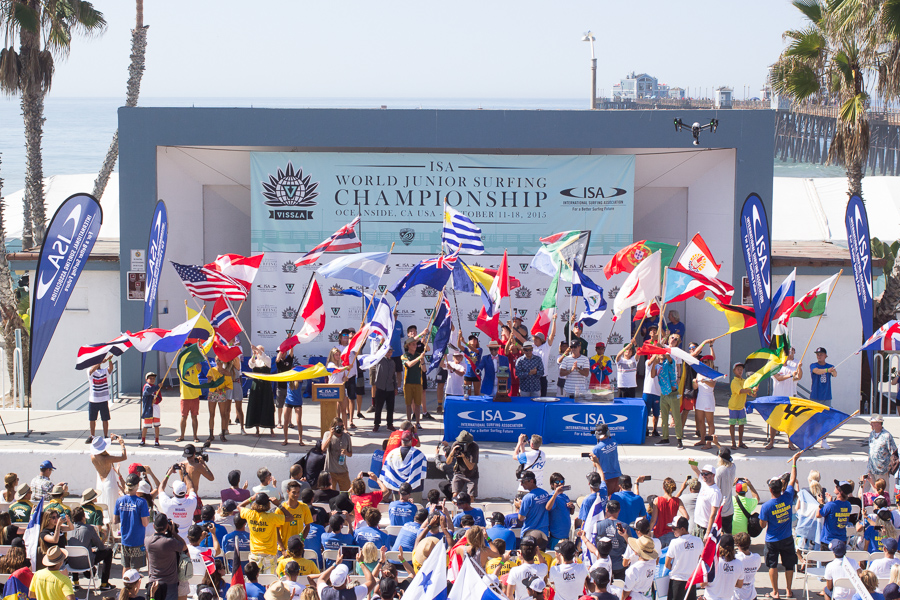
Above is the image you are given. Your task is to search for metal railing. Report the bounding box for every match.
[56,356,121,411]
[869,353,900,415]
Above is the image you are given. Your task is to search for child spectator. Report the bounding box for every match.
[140,372,161,447]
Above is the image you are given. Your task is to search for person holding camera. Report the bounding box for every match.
[444,430,480,497]
[186,522,222,577]
[147,513,188,600]
[514,434,547,490]
[90,434,127,514]
[322,417,353,491]
[589,423,621,495]
[158,465,198,535]
[181,444,215,495]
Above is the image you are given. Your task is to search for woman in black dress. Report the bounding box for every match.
[245,345,275,435]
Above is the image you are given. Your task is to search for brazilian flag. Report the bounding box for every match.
[748,396,849,450]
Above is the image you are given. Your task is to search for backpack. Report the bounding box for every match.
[736,496,763,538]
[177,550,193,582]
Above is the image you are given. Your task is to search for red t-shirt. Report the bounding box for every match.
[350,491,384,525]
[382,431,420,464]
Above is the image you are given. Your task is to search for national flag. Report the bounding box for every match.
[294,216,362,266]
[318,251,390,289]
[2,567,31,599]
[171,262,248,301]
[473,266,521,290]
[211,296,242,342]
[338,289,378,322]
[242,363,331,383]
[636,342,670,357]
[206,253,264,290]
[177,344,225,390]
[428,298,453,373]
[185,306,216,350]
[580,492,606,563]
[677,234,722,279]
[663,266,735,305]
[531,230,591,280]
[278,280,326,353]
[669,346,725,380]
[604,239,678,280]
[354,298,397,370]
[476,251,509,341]
[198,548,217,576]
[857,321,900,353]
[448,556,505,600]
[782,273,840,322]
[704,298,756,335]
[342,326,372,367]
[748,396,850,450]
[572,261,607,326]
[23,496,44,573]
[213,338,243,363]
[230,544,245,593]
[531,269,560,338]
[742,348,786,389]
[404,539,447,600]
[686,515,721,587]
[765,269,796,326]
[76,335,132,370]
[389,254,458,302]
[442,206,485,255]
[125,314,204,353]
[613,251,661,317]
[450,257,478,294]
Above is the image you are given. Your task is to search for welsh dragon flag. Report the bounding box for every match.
[531,268,560,338]
[781,273,839,322]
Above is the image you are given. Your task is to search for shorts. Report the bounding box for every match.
[151,581,188,600]
[228,383,244,401]
[274,387,286,408]
[207,390,226,402]
[764,536,797,569]
[89,401,110,422]
[728,409,747,425]
[180,398,200,417]
[143,404,161,428]
[464,376,480,383]
[680,396,696,411]
[436,368,448,384]
[344,378,357,401]
[404,383,423,406]
[557,377,566,390]
[122,545,146,570]
[643,393,660,417]
[393,356,403,372]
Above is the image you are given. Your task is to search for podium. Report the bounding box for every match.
[312,384,345,432]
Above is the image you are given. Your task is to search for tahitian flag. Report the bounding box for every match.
[142,201,168,374]
[30,193,103,383]
[739,193,772,347]
[845,194,874,376]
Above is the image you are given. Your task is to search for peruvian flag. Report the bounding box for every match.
[278,279,326,353]
[677,234,722,279]
[211,296,242,341]
[531,269,559,338]
[476,251,509,341]
[206,253,264,290]
[633,300,660,321]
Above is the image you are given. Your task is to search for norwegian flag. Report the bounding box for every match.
[295,217,362,267]
[199,548,217,576]
[206,253,264,290]
[171,262,248,301]
[211,296,243,341]
[686,506,723,588]
[76,335,132,370]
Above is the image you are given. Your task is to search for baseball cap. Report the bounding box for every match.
[223,499,238,513]
[39,460,55,471]
[123,569,141,584]
[125,474,141,488]
[128,463,146,475]
[596,423,610,439]
[172,481,187,497]
[718,447,732,462]
[732,362,744,371]
[884,583,900,600]
[830,540,847,557]
[669,516,690,531]
[815,347,827,354]
[154,513,170,531]
[454,492,471,504]
[145,372,157,379]
[331,564,350,586]
[183,444,197,457]
[595,342,605,348]
[137,481,152,495]
[834,480,853,495]
[528,579,546,593]
[700,464,715,475]
[884,537,899,553]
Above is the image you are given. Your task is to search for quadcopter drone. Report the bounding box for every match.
[674,118,719,146]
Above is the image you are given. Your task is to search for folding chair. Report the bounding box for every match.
[257,574,281,586]
[802,551,835,600]
[65,546,97,597]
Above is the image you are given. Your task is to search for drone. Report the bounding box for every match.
[674,118,719,146]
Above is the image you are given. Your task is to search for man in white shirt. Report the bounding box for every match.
[156,470,198,535]
[514,434,548,489]
[665,517,702,600]
[506,538,548,600]
[623,536,657,600]
[768,347,801,450]
[690,462,722,538]
[87,359,114,442]
[870,537,900,581]
[549,540,590,600]
[559,344,590,396]
[734,532,762,600]
[252,467,282,504]
[824,540,860,600]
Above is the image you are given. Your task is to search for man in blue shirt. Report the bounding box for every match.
[611,475,647,527]
[590,424,621,494]
[392,509,428,552]
[592,499,628,580]
[388,483,418,526]
[517,470,550,537]
[354,507,390,548]
[322,514,354,566]
[113,474,150,570]
[546,473,574,550]
[486,511,517,553]
[809,347,837,449]
[196,504,228,549]
[222,516,251,569]
[760,453,799,600]
[452,492,486,527]
[578,472,608,528]
[818,480,853,548]
[304,511,328,566]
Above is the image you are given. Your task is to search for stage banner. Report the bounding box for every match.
[542,400,647,445]
[443,396,546,442]
[250,152,635,255]
[846,194,874,376]
[142,200,168,374]
[739,193,772,347]
[30,193,103,383]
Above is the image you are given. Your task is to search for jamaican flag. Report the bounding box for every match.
[177,343,225,390]
[743,330,790,389]
[748,396,849,450]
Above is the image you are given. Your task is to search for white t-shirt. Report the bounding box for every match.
[772,360,798,397]
[533,344,551,376]
[549,562,590,600]
[252,483,281,503]
[666,535,703,581]
[616,356,637,388]
[187,544,206,575]
[89,368,110,403]
[703,558,742,600]
[715,463,736,518]
[624,539,662,565]
[445,361,466,396]
[695,375,716,412]
[561,355,590,395]
[285,580,304,599]
[589,556,613,578]
[327,362,348,385]
[694,483,722,531]
[735,551,761,600]
[507,563,548,600]
[623,558,656,600]
[159,490,198,534]
[869,556,900,580]
[824,558,860,600]
[642,365,661,396]
[517,449,548,489]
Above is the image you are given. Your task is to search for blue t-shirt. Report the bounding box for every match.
[864,524,887,553]
[322,531,353,552]
[221,530,250,554]
[810,362,834,401]
[113,494,150,547]
[389,501,418,526]
[578,486,609,522]
[464,348,483,378]
[548,493,572,540]
[760,485,795,542]
[391,521,421,551]
[853,593,885,600]
[518,488,550,535]
[592,441,621,480]
[354,525,389,548]
[611,490,647,526]
[452,507,486,528]
[245,582,266,600]
[285,386,303,407]
[486,525,517,553]
[820,500,852,544]
[305,523,325,559]
[504,513,520,529]
[196,520,228,549]
[390,321,405,354]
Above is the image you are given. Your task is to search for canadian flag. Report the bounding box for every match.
[476,250,509,341]
[278,279,326,353]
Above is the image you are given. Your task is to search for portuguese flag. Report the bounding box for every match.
[531,268,560,338]
[604,240,677,280]
[785,273,839,320]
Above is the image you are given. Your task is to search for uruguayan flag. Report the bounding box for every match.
[442,206,485,255]
[381,446,428,491]
[405,539,448,600]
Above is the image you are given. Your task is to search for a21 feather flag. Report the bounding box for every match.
[294,216,362,267]
[171,262,248,301]
[749,396,849,450]
[442,206,484,255]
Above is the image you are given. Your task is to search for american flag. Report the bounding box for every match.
[295,216,362,267]
[171,262,248,301]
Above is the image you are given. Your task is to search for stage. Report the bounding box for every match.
[0,390,885,500]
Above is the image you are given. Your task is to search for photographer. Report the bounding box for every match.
[157,465,198,534]
[180,444,215,495]
[187,523,221,574]
[322,418,353,492]
[147,513,188,600]
[444,431,479,498]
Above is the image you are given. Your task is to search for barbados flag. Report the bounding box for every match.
[748,396,849,450]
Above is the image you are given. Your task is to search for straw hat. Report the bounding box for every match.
[14,483,30,501]
[42,545,68,568]
[626,536,659,561]
[264,582,293,600]
[80,489,98,505]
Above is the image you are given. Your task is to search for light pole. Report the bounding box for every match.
[582,31,596,109]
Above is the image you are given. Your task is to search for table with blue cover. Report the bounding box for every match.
[443,395,647,445]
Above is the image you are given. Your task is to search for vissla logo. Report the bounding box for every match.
[399,228,415,246]
[514,286,532,299]
[467,310,479,322]
[331,307,341,316]
[378,284,387,293]
[425,354,433,363]
[565,286,572,295]
[286,329,295,337]
[328,284,344,296]
[282,261,298,274]
[263,162,318,221]
[421,287,439,298]
[257,304,277,318]
[261,258,278,272]
[282,307,297,320]
[608,286,619,299]
[471,331,481,339]
[608,333,624,345]
[327,329,342,343]
[516,309,528,318]
[519,263,528,272]
[424,308,434,317]
[285,283,295,292]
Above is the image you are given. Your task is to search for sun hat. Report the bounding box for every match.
[626,536,659,561]
[523,341,534,349]
[456,430,473,444]
[42,545,68,568]
[871,414,884,423]
[528,578,546,592]
[14,483,30,501]
[50,484,65,496]
[90,437,110,455]
[264,581,293,600]
[413,536,439,566]
[330,564,350,587]
[80,489,98,504]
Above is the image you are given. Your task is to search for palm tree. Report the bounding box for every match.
[93,0,147,201]
[0,0,106,248]
[0,156,29,402]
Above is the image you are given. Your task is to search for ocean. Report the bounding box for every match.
[0,96,844,197]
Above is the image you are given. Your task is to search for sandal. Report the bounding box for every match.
[220,433,227,442]
[281,441,289,446]
[739,443,749,449]
[175,437,185,442]
[764,444,774,450]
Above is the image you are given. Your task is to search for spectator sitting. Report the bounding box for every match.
[78,488,105,530]
[585,566,618,600]
[577,472,608,529]
[68,506,114,591]
[485,538,520,578]
[354,507,389,548]
[9,484,33,524]
[251,468,281,504]
[486,511,517,554]
[452,492,486,527]
[455,514,475,540]
[45,484,71,517]
[0,539,30,573]
[853,570,883,600]
[549,540,589,600]
[216,499,239,528]
[349,474,388,526]
[187,523,221,576]
[281,464,312,499]
[859,504,898,553]
[243,561,266,600]
[305,510,329,565]
[611,475,648,527]
[322,514,354,566]
[277,534,320,577]
[388,483,417,526]
[871,538,900,582]
[221,469,250,504]
[29,546,73,600]
[301,488,327,524]
[862,475,891,508]
[450,525,498,570]
[315,556,376,600]
[392,508,428,552]
[222,516,251,569]
[313,473,341,505]
[29,461,55,503]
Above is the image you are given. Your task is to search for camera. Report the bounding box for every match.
[172,464,182,472]
[198,452,210,463]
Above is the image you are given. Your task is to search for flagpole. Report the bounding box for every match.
[450,287,463,331]
[360,242,396,331]
[678,503,724,600]
[287,272,317,338]
[785,410,860,462]
[505,249,513,333]
[567,260,574,347]
[224,296,254,349]
[798,269,843,363]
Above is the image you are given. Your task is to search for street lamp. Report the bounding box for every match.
[582,31,597,109]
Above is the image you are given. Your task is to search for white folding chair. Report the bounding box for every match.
[846,550,870,563]
[257,574,281,586]
[313,503,331,512]
[386,525,402,537]
[802,551,835,600]
[65,545,96,597]
[480,503,512,515]
[0,574,9,584]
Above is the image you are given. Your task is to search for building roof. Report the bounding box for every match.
[772,240,884,267]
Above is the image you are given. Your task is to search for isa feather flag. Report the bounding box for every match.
[442,206,484,255]
[748,396,849,450]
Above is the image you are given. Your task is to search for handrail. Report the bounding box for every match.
[55,355,121,411]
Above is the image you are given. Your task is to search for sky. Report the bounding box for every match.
[15,0,805,100]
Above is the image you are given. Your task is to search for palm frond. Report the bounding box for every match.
[785,26,828,60]
[770,59,822,101]
[794,0,824,25]
[0,46,20,94]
